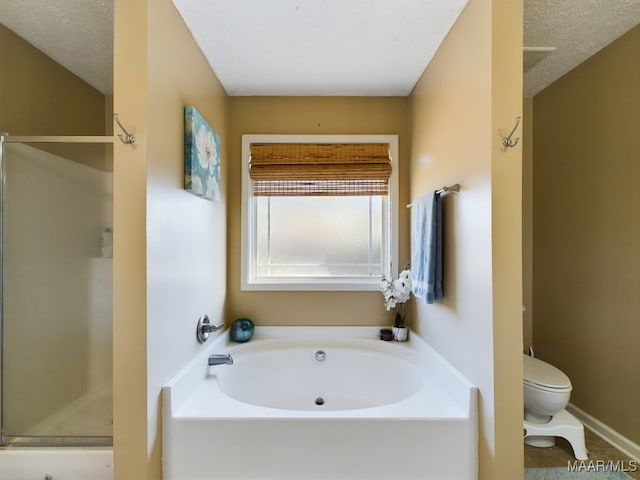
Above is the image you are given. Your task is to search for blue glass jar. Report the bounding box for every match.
[230,318,255,343]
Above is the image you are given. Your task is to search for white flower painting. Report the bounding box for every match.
[184,106,221,202]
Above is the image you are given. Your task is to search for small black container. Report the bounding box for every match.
[380,328,393,341]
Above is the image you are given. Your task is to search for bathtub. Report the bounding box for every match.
[162,327,477,480]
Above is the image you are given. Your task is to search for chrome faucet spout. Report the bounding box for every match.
[208,354,233,366]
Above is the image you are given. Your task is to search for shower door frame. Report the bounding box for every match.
[0,135,115,447]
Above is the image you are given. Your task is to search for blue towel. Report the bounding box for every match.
[411,191,443,303]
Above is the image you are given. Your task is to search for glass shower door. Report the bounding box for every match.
[1,138,113,444]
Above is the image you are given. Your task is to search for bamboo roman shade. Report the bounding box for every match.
[249,143,392,196]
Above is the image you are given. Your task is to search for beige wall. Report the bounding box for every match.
[409,0,523,478]
[0,23,111,170]
[0,19,112,439]
[226,97,410,326]
[0,23,106,136]
[113,0,228,478]
[5,0,530,477]
[532,25,640,445]
[522,98,533,351]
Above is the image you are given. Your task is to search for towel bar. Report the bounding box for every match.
[407,184,460,208]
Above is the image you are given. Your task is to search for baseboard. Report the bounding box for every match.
[567,402,640,462]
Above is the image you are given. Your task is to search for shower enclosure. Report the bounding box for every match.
[0,136,113,447]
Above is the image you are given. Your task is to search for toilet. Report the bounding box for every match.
[523,354,588,460]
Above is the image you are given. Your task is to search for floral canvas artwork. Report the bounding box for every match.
[184,106,221,201]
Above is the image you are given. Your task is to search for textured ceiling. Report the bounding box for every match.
[171,0,468,96]
[1,1,639,97]
[0,0,113,95]
[524,0,640,96]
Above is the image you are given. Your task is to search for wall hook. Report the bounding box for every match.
[113,113,136,145]
[501,116,521,149]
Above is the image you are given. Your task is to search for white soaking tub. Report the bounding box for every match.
[162,327,477,480]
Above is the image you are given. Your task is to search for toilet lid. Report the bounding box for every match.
[523,354,572,390]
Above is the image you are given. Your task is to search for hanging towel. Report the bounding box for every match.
[411,191,443,304]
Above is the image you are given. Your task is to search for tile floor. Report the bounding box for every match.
[525,429,639,479]
[24,384,112,437]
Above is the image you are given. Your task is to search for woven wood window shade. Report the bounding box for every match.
[249,143,392,196]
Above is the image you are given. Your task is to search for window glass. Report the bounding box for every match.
[256,196,383,278]
[242,135,397,291]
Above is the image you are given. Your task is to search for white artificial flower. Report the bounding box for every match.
[398,271,412,295]
[381,267,412,311]
[399,268,411,282]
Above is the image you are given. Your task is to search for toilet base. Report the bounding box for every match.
[524,409,588,460]
[525,435,556,448]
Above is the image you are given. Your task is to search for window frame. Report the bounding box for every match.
[241,134,399,291]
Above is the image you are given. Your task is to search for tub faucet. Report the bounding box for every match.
[208,354,233,366]
[196,314,224,343]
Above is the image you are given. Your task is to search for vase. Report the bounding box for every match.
[230,318,255,343]
[392,326,408,342]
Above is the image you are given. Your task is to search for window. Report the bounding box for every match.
[241,135,398,291]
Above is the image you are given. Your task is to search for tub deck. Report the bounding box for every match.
[163,327,477,480]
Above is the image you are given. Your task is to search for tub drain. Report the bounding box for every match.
[315,397,325,406]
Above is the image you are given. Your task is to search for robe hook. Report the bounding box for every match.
[501,116,521,149]
[113,113,136,145]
